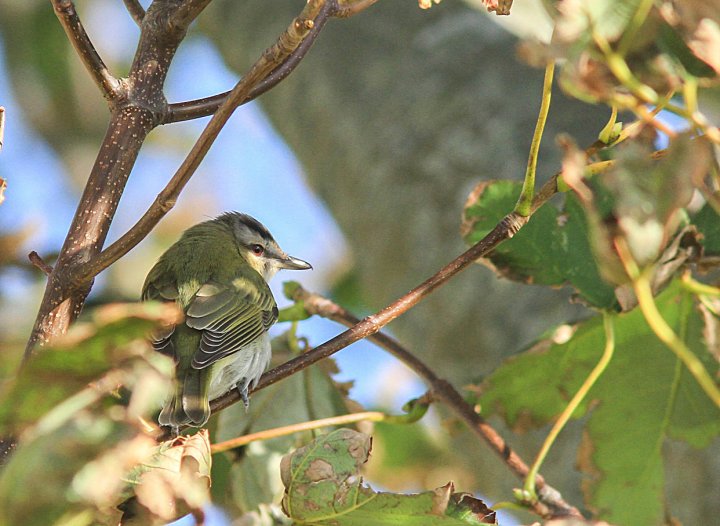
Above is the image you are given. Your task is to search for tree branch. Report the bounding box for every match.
[164,14,328,124]
[211,411,389,454]
[170,0,214,29]
[122,0,145,26]
[78,0,337,281]
[50,0,122,101]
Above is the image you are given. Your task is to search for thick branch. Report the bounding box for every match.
[78,0,335,281]
[170,0,214,29]
[50,0,122,100]
[122,0,145,25]
[25,0,211,357]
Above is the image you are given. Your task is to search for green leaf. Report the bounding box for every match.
[462,180,616,309]
[554,0,643,43]
[280,429,497,525]
[462,136,711,311]
[479,282,720,526]
[694,203,720,255]
[658,22,717,78]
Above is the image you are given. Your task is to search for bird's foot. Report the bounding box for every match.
[236,378,250,411]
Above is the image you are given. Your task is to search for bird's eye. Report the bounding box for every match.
[251,244,264,256]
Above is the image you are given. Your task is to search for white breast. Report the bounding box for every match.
[207,332,272,401]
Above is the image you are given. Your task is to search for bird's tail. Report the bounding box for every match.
[182,367,211,426]
[158,368,211,428]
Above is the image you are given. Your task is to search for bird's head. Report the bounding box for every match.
[220,212,312,282]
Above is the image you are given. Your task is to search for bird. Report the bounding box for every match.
[142,212,312,429]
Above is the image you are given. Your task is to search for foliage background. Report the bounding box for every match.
[1,0,719,524]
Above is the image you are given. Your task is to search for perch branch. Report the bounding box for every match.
[247,213,529,390]
[50,0,122,100]
[77,0,336,281]
[277,284,581,518]
[122,0,145,25]
[213,173,568,412]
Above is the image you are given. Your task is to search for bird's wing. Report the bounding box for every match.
[141,269,179,356]
[186,276,278,369]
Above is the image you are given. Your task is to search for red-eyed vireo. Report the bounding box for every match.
[142,212,312,429]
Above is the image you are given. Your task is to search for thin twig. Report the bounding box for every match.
[50,0,121,100]
[77,0,335,282]
[277,285,581,518]
[334,0,380,17]
[28,251,54,276]
[211,411,388,454]
[164,12,329,123]
[122,0,145,25]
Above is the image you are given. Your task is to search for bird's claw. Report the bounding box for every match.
[236,379,250,411]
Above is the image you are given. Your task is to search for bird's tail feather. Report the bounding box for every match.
[158,380,191,427]
[182,368,211,426]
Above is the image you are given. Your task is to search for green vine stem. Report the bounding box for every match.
[522,312,616,502]
[515,61,555,217]
[617,242,720,408]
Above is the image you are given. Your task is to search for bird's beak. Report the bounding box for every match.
[278,254,312,271]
